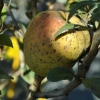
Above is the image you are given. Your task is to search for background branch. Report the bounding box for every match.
[31,0,38,17]
[4,2,24,38]
[26,74,44,100]
[4,3,20,30]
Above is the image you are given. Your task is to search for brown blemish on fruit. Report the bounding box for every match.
[48,44,52,46]
[64,45,67,50]
[42,42,45,46]
[53,49,56,53]
[57,57,62,61]
[46,52,48,54]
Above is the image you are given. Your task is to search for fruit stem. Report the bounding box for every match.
[33,74,44,92]
[26,74,44,100]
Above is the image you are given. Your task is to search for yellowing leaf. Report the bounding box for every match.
[38,98,46,100]
[4,36,20,70]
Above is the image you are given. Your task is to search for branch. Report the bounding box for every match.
[77,27,99,77]
[30,26,100,99]
[4,2,24,38]
[31,0,38,17]
[4,3,20,30]
[28,0,38,18]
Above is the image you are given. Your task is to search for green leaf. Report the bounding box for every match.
[54,23,74,39]
[0,67,13,79]
[0,30,13,47]
[47,66,74,82]
[98,38,100,45]
[10,2,18,9]
[1,7,7,22]
[21,65,35,84]
[82,77,100,99]
[89,11,100,22]
[68,1,100,20]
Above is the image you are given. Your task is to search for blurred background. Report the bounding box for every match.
[0,0,100,100]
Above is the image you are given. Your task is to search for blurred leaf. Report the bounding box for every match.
[98,38,100,45]
[10,2,18,9]
[66,0,79,11]
[21,65,35,84]
[38,98,46,100]
[82,77,100,99]
[5,36,20,70]
[54,23,74,39]
[1,6,7,22]
[23,69,31,76]
[89,11,100,22]
[25,11,32,19]
[47,66,74,82]
[1,12,7,16]
[0,67,13,79]
[0,30,13,47]
[0,90,1,95]
[68,1,99,20]
[57,0,67,3]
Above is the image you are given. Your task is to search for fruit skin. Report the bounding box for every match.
[24,11,90,76]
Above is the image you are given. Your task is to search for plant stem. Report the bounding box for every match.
[31,0,38,17]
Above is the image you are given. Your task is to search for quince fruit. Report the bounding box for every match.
[24,11,90,76]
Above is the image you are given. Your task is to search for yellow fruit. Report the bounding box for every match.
[24,11,90,76]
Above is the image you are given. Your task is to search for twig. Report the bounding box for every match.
[8,0,12,8]
[26,74,44,100]
[30,79,81,98]
[4,2,24,39]
[4,3,20,30]
[31,0,38,17]
[29,25,100,99]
